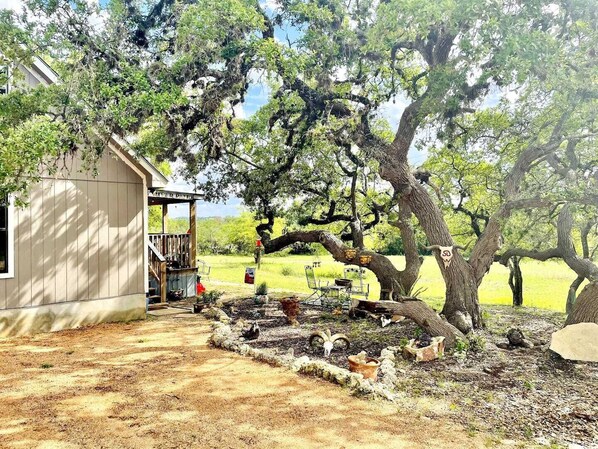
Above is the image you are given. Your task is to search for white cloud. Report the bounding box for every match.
[0,0,23,11]
[259,0,281,12]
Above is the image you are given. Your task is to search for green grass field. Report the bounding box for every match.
[199,254,583,312]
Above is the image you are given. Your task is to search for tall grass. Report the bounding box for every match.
[199,254,581,312]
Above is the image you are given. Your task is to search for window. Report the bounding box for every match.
[0,196,13,277]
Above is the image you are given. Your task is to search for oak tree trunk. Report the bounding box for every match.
[565,282,598,325]
[356,299,464,348]
[258,229,463,346]
[566,275,585,314]
[508,256,524,307]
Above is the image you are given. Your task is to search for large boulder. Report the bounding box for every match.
[549,323,598,362]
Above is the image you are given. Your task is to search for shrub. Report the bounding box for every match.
[280,265,294,276]
[454,337,469,354]
[199,290,224,304]
[467,334,486,353]
[255,282,268,295]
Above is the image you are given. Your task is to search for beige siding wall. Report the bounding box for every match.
[0,151,145,310]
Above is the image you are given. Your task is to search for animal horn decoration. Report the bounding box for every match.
[308,329,350,357]
[425,244,454,268]
[424,241,471,268]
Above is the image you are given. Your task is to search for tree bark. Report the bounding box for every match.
[565,282,598,325]
[356,299,464,349]
[566,275,584,314]
[258,229,463,345]
[508,256,524,307]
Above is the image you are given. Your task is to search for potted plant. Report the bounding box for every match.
[254,282,269,304]
[194,290,224,313]
[347,351,380,380]
[279,296,301,325]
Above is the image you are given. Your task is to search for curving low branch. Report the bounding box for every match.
[257,228,463,347]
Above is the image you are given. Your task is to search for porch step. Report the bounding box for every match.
[147,295,162,304]
[148,303,169,311]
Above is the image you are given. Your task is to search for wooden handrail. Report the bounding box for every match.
[148,233,192,268]
[148,240,166,262]
[148,241,167,303]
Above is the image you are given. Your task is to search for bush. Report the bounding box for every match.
[255,282,268,295]
[280,265,294,276]
[467,334,486,353]
[199,290,224,304]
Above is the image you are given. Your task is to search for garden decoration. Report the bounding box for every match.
[497,328,534,349]
[312,254,322,268]
[308,329,350,357]
[244,267,256,284]
[380,315,392,327]
[254,281,269,304]
[425,242,470,268]
[344,248,357,260]
[280,296,301,325]
[403,334,445,362]
[241,321,260,340]
[254,239,264,268]
[347,352,380,380]
[359,255,372,266]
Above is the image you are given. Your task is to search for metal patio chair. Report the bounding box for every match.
[304,265,349,310]
[343,266,370,300]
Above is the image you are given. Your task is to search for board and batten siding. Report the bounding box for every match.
[0,150,145,310]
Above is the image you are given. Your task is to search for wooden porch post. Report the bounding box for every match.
[160,260,167,303]
[162,203,168,233]
[189,200,197,268]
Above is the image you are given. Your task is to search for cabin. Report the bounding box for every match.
[0,58,202,337]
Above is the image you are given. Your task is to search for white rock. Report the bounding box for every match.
[550,323,598,362]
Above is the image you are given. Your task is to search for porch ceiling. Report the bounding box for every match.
[148,189,204,206]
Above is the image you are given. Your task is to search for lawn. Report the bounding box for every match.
[199,254,582,312]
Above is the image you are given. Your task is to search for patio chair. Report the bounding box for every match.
[304,265,350,309]
[197,259,211,280]
[343,266,370,300]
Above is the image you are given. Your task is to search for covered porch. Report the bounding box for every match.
[147,189,203,305]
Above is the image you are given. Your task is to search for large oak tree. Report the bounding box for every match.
[2,0,596,342]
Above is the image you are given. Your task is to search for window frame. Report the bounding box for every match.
[0,195,14,279]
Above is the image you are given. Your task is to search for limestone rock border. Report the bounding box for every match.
[209,320,400,401]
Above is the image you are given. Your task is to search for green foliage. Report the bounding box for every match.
[255,281,268,295]
[454,338,469,354]
[466,334,486,353]
[280,265,294,276]
[198,290,224,305]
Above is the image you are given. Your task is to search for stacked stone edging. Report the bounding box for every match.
[208,318,400,401]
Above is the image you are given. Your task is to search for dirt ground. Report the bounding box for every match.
[0,313,516,449]
[228,299,598,447]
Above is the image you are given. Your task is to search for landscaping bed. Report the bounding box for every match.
[216,297,598,448]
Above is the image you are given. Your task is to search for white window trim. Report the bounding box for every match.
[0,196,14,279]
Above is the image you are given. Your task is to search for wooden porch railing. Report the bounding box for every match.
[148,240,167,303]
[149,233,192,268]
